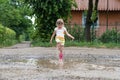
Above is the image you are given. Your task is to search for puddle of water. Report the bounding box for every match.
[37,59,76,69]
[1,56,119,72]
[26,58,38,65]
[1,57,120,80]
[9,59,27,63]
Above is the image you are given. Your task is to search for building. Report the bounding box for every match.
[70,0,120,36]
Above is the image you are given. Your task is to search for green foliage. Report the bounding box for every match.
[100,29,119,43]
[32,41,54,47]
[32,41,120,48]
[118,32,120,42]
[84,10,98,23]
[25,25,35,41]
[0,24,17,47]
[25,0,77,42]
[31,24,120,48]
[91,10,97,22]
[0,0,33,40]
[65,24,85,42]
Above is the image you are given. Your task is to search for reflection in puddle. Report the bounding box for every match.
[27,58,38,65]
[36,58,87,70]
[37,59,74,69]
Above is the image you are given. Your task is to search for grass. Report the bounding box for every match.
[1,39,119,49]
[31,41,55,47]
[0,40,18,48]
[0,35,26,48]
[32,41,120,49]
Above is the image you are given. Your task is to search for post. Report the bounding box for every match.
[106,0,109,30]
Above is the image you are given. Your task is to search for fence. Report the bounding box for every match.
[65,23,120,43]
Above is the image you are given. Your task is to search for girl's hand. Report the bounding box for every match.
[73,37,75,40]
[72,37,75,41]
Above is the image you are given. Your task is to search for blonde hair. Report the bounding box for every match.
[56,19,64,26]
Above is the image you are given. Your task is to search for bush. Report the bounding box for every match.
[0,24,17,47]
[117,32,120,43]
[99,29,119,43]
[65,24,85,42]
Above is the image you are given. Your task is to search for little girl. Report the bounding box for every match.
[50,19,74,62]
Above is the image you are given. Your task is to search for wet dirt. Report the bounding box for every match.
[0,42,120,80]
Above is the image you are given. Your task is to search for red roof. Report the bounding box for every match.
[73,0,120,11]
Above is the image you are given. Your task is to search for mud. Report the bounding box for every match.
[0,42,120,80]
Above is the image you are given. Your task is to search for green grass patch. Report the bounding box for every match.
[32,40,120,49]
[31,41,55,47]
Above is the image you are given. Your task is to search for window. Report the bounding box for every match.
[82,11,99,28]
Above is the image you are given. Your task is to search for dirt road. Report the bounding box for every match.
[0,42,120,80]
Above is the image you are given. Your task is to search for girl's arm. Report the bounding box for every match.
[65,30,74,40]
[50,31,56,43]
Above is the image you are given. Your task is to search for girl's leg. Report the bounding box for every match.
[56,43,61,58]
[59,45,64,53]
[56,43,64,62]
[56,43,61,52]
[59,44,64,61]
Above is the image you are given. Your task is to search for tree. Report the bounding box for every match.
[0,0,33,40]
[85,0,99,42]
[25,0,76,42]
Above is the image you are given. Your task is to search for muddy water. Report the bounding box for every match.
[0,47,120,80]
